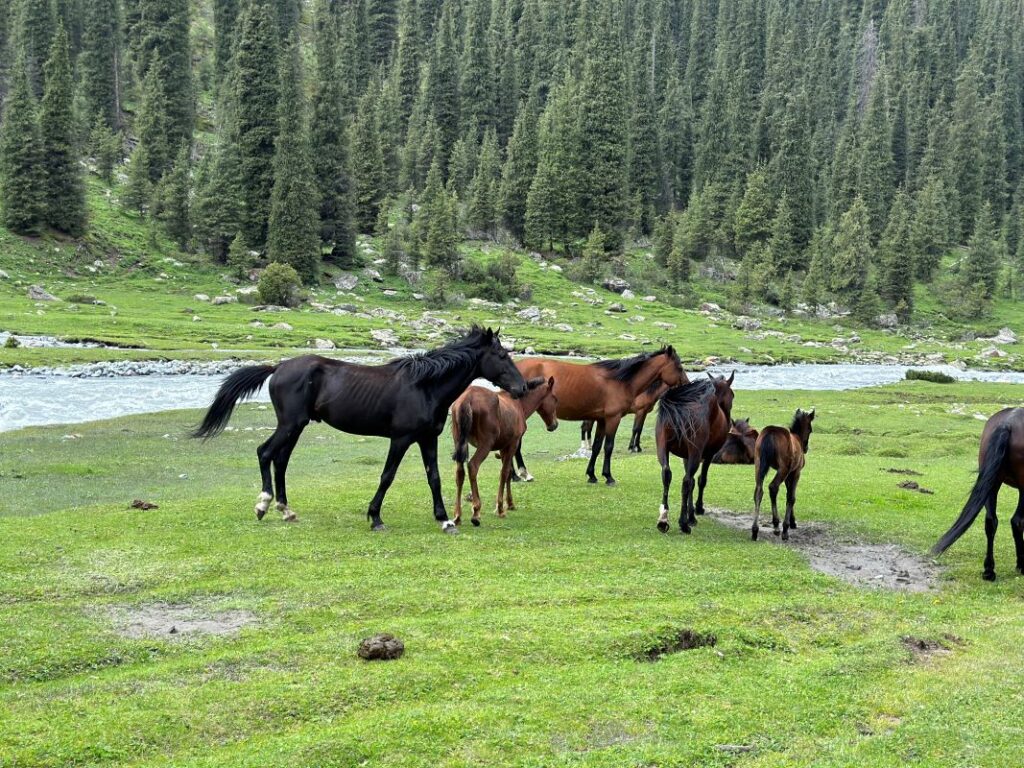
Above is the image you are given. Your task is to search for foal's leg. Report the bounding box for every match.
[983,490,999,581]
[1011,492,1024,575]
[503,449,517,511]
[496,450,515,517]
[782,471,800,541]
[680,454,700,533]
[271,420,308,522]
[367,435,413,531]
[467,444,489,525]
[752,462,767,541]
[454,458,466,525]
[769,471,785,537]
[419,434,457,533]
[657,450,672,533]
[694,458,712,516]
[586,421,607,484]
[629,412,647,453]
[601,416,622,486]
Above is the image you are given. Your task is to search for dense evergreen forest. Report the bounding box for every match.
[1,0,1023,322]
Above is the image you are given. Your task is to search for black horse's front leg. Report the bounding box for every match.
[420,433,458,534]
[367,436,413,531]
[586,421,606,483]
[983,492,998,580]
[601,416,621,485]
[694,458,711,516]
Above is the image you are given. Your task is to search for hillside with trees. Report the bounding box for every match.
[1,0,1023,325]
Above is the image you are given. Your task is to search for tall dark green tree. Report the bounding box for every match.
[350,87,386,232]
[134,60,172,182]
[426,0,460,173]
[962,201,1000,299]
[15,0,55,98]
[39,25,85,236]
[79,0,121,128]
[878,189,914,319]
[155,142,192,248]
[213,0,239,75]
[831,196,874,320]
[466,126,500,237]
[499,96,539,242]
[0,58,46,234]
[267,38,321,284]
[368,0,397,65]
[137,0,193,149]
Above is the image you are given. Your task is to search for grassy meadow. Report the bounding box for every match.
[3,381,1024,766]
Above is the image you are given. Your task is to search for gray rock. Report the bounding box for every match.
[993,327,1018,345]
[621,289,635,300]
[732,316,761,331]
[516,306,542,322]
[250,304,291,312]
[553,323,574,332]
[382,289,397,296]
[334,274,359,291]
[211,295,237,305]
[602,277,630,294]
[981,346,1007,359]
[272,322,293,331]
[371,328,399,346]
[313,338,336,350]
[235,285,259,296]
[0,269,9,278]
[28,285,59,301]
[653,321,675,329]
[548,264,562,273]
[700,302,721,313]
[876,313,899,329]
[642,295,657,302]
[363,268,384,283]
[194,293,210,302]
[607,303,627,313]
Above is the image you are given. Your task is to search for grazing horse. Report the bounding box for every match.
[192,326,527,533]
[751,409,815,542]
[932,408,1024,581]
[655,373,735,534]
[578,379,674,455]
[516,347,685,485]
[712,418,758,464]
[450,376,558,525]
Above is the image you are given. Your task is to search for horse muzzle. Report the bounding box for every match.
[547,422,559,432]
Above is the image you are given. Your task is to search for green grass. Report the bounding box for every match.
[4,178,1024,369]
[4,381,1024,766]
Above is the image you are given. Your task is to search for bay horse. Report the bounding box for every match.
[655,373,735,534]
[450,376,558,525]
[751,409,815,541]
[516,347,685,485]
[712,418,758,464]
[932,407,1024,581]
[192,326,527,533]
[578,379,673,455]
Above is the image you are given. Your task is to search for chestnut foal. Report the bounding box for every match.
[751,409,815,541]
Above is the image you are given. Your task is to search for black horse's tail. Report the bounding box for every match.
[192,365,277,439]
[756,433,776,482]
[932,424,1011,554]
[452,400,473,463]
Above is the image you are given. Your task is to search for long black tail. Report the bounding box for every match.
[756,434,776,482]
[932,424,1011,554]
[452,400,473,463]
[191,365,277,439]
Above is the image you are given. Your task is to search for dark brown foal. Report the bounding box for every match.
[752,409,814,541]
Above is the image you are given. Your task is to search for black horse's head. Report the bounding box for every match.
[791,408,815,452]
[474,327,527,398]
[708,370,736,421]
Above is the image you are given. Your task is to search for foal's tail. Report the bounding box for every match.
[755,434,776,482]
[452,400,473,464]
[932,424,1011,554]
[191,364,277,439]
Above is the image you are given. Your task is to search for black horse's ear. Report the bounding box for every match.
[707,372,714,380]
[728,370,735,385]
[809,408,815,420]
[484,327,494,342]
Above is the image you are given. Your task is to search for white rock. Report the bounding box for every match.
[194,293,210,302]
[211,295,237,305]
[606,303,627,313]
[621,289,635,300]
[876,313,899,328]
[553,323,573,332]
[371,328,399,346]
[363,268,383,283]
[642,295,657,302]
[700,302,721,313]
[27,285,58,301]
[334,274,359,291]
[733,316,761,331]
[517,306,542,322]
[235,285,258,296]
[993,327,1018,345]
[981,346,1007,358]
[0,269,8,279]
[314,338,336,350]
[548,264,562,273]
[272,322,294,331]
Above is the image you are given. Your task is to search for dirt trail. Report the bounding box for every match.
[707,508,941,592]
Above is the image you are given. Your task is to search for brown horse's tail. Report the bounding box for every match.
[932,424,1011,555]
[755,432,777,482]
[452,400,473,464]
[191,365,277,439]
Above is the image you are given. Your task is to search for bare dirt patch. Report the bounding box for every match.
[109,603,259,639]
[902,634,964,661]
[634,628,717,662]
[707,508,941,592]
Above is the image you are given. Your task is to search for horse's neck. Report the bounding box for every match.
[428,354,484,412]
[515,390,545,419]
[627,357,667,398]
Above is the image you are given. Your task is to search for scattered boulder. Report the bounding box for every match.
[621,289,636,300]
[981,346,1007,359]
[211,295,237,305]
[553,323,574,332]
[607,303,627,313]
[602,277,630,294]
[371,328,399,346]
[653,321,675,329]
[700,302,722,313]
[250,305,291,312]
[194,293,210,302]
[642,295,657,302]
[334,274,359,291]
[363,268,384,283]
[993,327,1018,345]
[0,269,9,279]
[517,306,542,322]
[271,322,293,331]
[235,285,258,296]
[314,338,336,350]
[733,316,761,331]
[548,264,563,273]
[382,289,397,296]
[28,285,59,301]
[876,313,899,328]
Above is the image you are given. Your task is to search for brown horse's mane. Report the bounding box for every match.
[593,346,676,383]
[389,325,495,384]
[656,379,714,439]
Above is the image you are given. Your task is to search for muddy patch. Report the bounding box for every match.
[633,628,717,662]
[883,467,923,477]
[902,634,963,661]
[109,603,259,639]
[708,508,941,592]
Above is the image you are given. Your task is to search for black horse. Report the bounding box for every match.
[193,326,527,533]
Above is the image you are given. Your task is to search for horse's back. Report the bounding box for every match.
[517,358,623,420]
[981,407,1024,487]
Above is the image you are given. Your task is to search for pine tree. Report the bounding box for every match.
[629,81,660,236]
[733,165,774,256]
[579,222,606,284]
[367,0,397,65]
[15,0,55,98]
[393,0,420,128]
[311,0,356,264]
[122,144,153,213]
[466,127,499,237]
[136,0,194,149]
[213,0,239,75]
[134,60,172,182]
[234,0,280,247]
[89,118,121,182]
[460,0,493,132]
[910,175,950,281]
[39,25,85,236]
[831,197,875,321]
[857,71,894,241]
[652,214,673,268]
[79,0,121,127]
[767,194,798,273]
[426,0,460,172]
[227,231,254,278]
[668,214,692,288]
[950,61,986,241]
[878,189,914,319]
[191,141,243,260]
[267,38,322,285]
[962,202,1000,299]
[802,225,832,306]
[350,87,386,233]
[0,59,46,234]
[418,160,460,275]
[155,143,191,249]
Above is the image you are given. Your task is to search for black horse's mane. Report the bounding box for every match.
[594,346,675,382]
[656,379,714,438]
[389,326,495,383]
[790,410,811,434]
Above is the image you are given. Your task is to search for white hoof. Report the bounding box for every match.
[521,472,535,482]
[277,501,297,522]
[658,504,669,526]
[441,520,458,534]
[255,492,272,516]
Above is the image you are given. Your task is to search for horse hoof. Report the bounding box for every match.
[605,479,616,487]
[443,524,459,535]
[255,506,267,521]
[680,525,691,535]
[695,508,705,516]
[751,527,759,541]
[371,523,387,532]
[587,476,598,484]
[773,529,781,537]
[522,473,534,483]
[781,532,789,542]
[657,521,669,533]
[983,570,996,581]
[471,518,480,527]
[790,521,797,529]
[510,474,522,483]
[283,512,298,523]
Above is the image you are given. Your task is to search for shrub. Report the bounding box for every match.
[462,253,521,302]
[4,335,20,348]
[905,369,955,384]
[258,262,301,307]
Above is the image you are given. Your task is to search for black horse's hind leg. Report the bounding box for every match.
[680,454,700,532]
[601,420,620,486]
[510,439,532,482]
[694,459,711,516]
[367,436,413,531]
[629,414,646,453]
[586,421,606,484]
[1011,492,1024,574]
[419,433,457,534]
[657,457,672,533]
[983,491,999,581]
[272,420,308,521]
[255,421,304,520]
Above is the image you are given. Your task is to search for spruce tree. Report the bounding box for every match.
[878,189,914,320]
[668,214,692,288]
[213,0,239,75]
[418,161,460,275]
[234,0,280,247]
[950,62,986,241]
[267,38,322,285]
[831,197,875,320]
[122,144,153,213]
[426,0,460,172]
[134,61,172,183]
[79,0,120,127]
[629,82,660,236]
[137,0,194,149]
[89,118,121,182]
[962,202,1000,300]
[466,127,499,237]
[191,141,243,260]
[857,72,894,242]
[312,0,356,264]
[767,194,798,273]
[653,214,673,268]
[350,87,386,233]
[910,176,950,281]
[368,0,397,66]
[0,59,46,234]
[15,0,55,98]
[579,223,606,284]
[460,0,493,132]
[733,165,774,256]
[39,25,85,236]
[155,143,191,249]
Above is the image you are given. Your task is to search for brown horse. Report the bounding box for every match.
[932,407,1024,581]
[517,347,685,485]
[751,409,815,541]
[655,373,735,534]
[451,377,559,525]
[579,379,674,454]
[712,418,758,464]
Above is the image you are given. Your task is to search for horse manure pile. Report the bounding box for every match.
[897,480,934,494]
[707,508,941,592]
[357,633,405,661]
[883,467,923,476]
[634,628,717,662]
[108,603,259,639]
